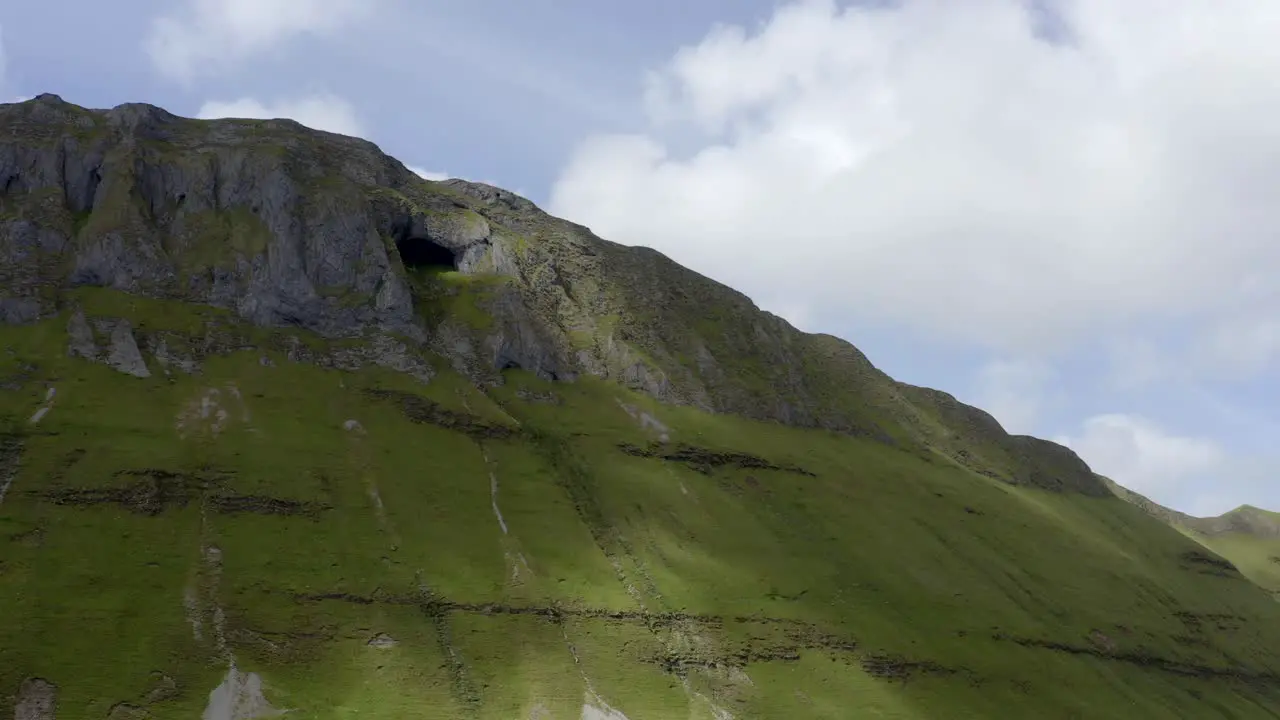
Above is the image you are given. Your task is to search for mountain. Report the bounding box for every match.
[4,93,1280,719]
[1105,477,1280,601]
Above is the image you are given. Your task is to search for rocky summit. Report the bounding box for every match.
[3,93,1280,719]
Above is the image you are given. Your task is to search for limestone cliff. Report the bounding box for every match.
[0,93,1105,496]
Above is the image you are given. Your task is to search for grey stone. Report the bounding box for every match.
[478,284,573,382]
[66,311,98,360]
[0,99,420,340]
[14,677,56,720]
[374,271,412,320]
[0,297,41,324]
[106,320,151,378]
[149,337,201,375]
[202,668,282,720]
[367,632,397,648]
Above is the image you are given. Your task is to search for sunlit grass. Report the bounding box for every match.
[4,298,1280,718]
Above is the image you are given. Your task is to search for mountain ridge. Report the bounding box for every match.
[1103,477,1280,538]
[1,92,1108,498]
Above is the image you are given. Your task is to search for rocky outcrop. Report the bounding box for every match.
[0,94,1110,495]
[14,678,56,720]
[202,669,282,720]
[895,384,1109,496]
[367,633,397,649]
[62,311,152,378]
[1,94,422,338]
[105,319,150,378]
[65,310,96,359]
[618,441,815,477]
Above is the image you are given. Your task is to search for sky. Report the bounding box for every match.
[2,0,1278,517]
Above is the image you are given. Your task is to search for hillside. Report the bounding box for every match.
[1106,478,1280,601]
[4,94,1280,719]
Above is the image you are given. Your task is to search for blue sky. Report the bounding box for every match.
[3,0,1278,516]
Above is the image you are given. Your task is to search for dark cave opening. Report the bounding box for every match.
[397,235,458,271]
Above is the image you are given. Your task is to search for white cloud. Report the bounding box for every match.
[146,0,372,81]
[971,358,1054,435]
[1056,414,1224,499]
[196,94,363,137]
[550,0,1280,358]
[407,166,450,182]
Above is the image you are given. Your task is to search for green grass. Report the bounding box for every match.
[170,207,273,271]
[1106,479,1280,602]
[402,266,510,332]
[1192,532,1280,600]
[6,300,1280,718]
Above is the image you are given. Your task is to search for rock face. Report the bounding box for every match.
[1,94,419,338]
[0,94,1107,496]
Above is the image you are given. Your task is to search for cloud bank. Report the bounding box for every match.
[551,0,1280,357]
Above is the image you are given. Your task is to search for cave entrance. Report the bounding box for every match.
[397,236,458,272]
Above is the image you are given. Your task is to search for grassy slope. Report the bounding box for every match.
[1105,477,1280,601]
[1194,532,1280,600]
[4,293,1280,719]
[1188,507,1280,601]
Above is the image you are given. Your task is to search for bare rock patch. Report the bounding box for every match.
[14,678,56,720]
